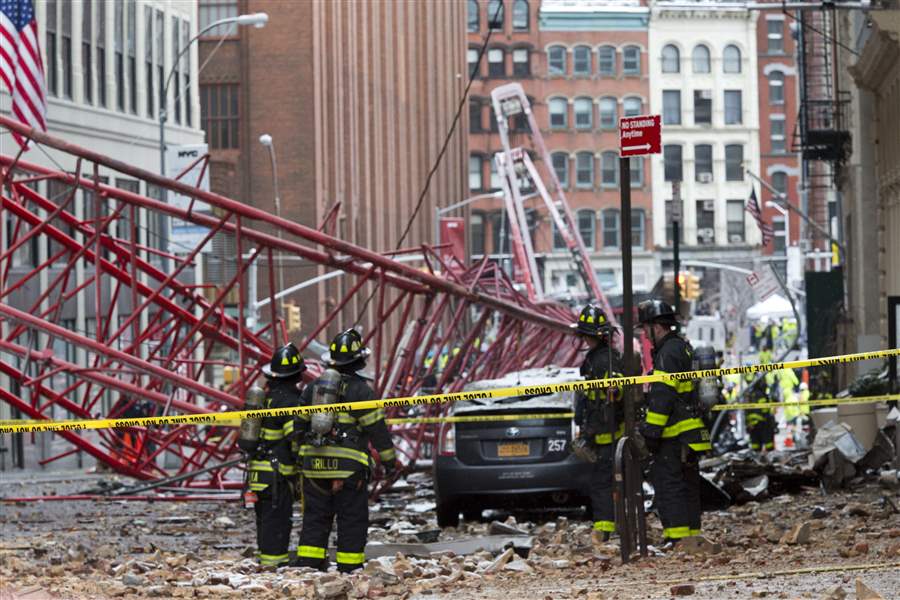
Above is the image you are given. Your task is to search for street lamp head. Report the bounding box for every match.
[236,12,268,28]
[259,134,273,147]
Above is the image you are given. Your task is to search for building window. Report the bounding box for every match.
[577,209,596,250]
[601,151,618,187]
[694,144,713,182]
[692,45,711,74]
[693,90,712,125]
[488,48,505,77]
[46,0,58,96]
[725,144,744,180]
[724,90,742,125]
[599,97,617,129]
[602,209,619,249]
[696,200,715,245]
[575,152,594,188]
[469,99,483,133]
[771,171,788,197]
[723,44,741,73]
[768,71,785,103]
[199,0,238,36]
[512,97,531,132]
[129,1,137,114]
[598,45,616,76]
[200,84,239,149]
[549,97,568,129]
[622,45,640,75]
[573,45,591,76]
[512,48,530,77]
[115,0,124,110]
[661,44,679,73]
[664,145,683,182]
[469,155,484,191]
[547,45,566,76]
[551,152,569,187]
[662,90,681,125]
[153,9,162,117]
[490,212,511,254]
[770,117,786,154]
[623,96,642,117]
[574,97,593,130]
[631,209,645,248]
[96,0,106,107]
[182,21,191,126]
[487,0,504,30]
[467,0,479,32]
[82,0,92,103]
[727,199,746,242]
[630,157,644,187]
[172,16,181,123]
[767,19,784,53]
[468,49,480,78]
[471,212,485,255]
[773,216,787,252]
[145,6,154,117]
[489,158,502,190]
[61,0,72,99]
[552,221,566,251]
[513,0,529,30]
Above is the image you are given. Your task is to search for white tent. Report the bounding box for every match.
[746,294,794,320]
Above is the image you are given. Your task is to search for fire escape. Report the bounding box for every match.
[792,3,852,261]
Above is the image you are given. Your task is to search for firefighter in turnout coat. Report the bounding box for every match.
[293,329,397,573]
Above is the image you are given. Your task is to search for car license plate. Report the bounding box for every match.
[498,442,529,457]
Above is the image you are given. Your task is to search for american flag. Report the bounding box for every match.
[0,0,47,148]
[745,187,773,246]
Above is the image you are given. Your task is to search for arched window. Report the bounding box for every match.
[768,71,785,103]
[692,44,711,73]
[661,44,680,73]
[723,44,741,73]
[551,152,569,187]
[574,97,593,129]
[771,171,788,196]
[487,0,504,30]
[469,154,484,191]
[573,45,592,75]
[488,48,505,77]
[513,0,529,30]
[599,96,617,129]
[601,151,618,186]
[631,209,645,249]
[577,209,596,250]
[602,209,620,248]
[547,45,566,76]
[470,211,485,256]
[623,96,642,117]
[575,152,594,188]
[598,45,616,76]
[622,45,641,75]
[549,97,568,129]
[467,0,479,32]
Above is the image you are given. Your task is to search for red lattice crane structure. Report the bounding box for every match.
[0,116,582,488]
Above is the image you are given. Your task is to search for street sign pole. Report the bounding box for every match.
[672,181,682,314]
[619,156,635,432]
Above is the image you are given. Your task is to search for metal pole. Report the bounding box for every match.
[672,181,681,314]
[619,157,635,432]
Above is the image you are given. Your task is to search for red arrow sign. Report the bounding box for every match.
[619,115,661,157]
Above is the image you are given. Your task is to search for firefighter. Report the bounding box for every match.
[570,304,624,543]
[238,343,306,567]
[294,328,397,573]
[637,299,711,546]
[745,373,775,452]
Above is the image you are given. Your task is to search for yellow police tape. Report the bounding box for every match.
[711,393,900,412]
[0,348,897,435]
[386,412,575,425]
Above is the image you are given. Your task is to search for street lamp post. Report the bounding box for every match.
[259,134,285,312]
[159,12,268,179]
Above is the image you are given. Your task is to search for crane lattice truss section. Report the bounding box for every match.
[0,116,580,487]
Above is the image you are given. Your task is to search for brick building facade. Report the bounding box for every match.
[466,0,657,297]
[198,0,467,337]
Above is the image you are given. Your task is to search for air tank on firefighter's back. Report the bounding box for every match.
[310,369,342,446]
[239,386,266,445]
[693,346,721,410]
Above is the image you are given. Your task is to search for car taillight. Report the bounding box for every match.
[439,423,456,456]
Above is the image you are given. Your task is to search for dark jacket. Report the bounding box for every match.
[242,378,303,492]
[575,343,625,445]
[639,332,711,452]
[295,372,395,480]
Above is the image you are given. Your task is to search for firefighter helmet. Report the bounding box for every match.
[571,304,612,337]
[262,343,306,378]
[322,328,371,367]
[637,299,678,325]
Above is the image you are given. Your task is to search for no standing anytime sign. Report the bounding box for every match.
[619,115,661,157]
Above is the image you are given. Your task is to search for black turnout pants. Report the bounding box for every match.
[648,438,702,540]
[296,474,369,573]
[254,480,294,566]
[590,443,616,534]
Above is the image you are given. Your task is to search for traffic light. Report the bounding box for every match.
[285,302,301,332]
[677,272,688,299]
[223,365,237,386]
[685,272,701,300]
